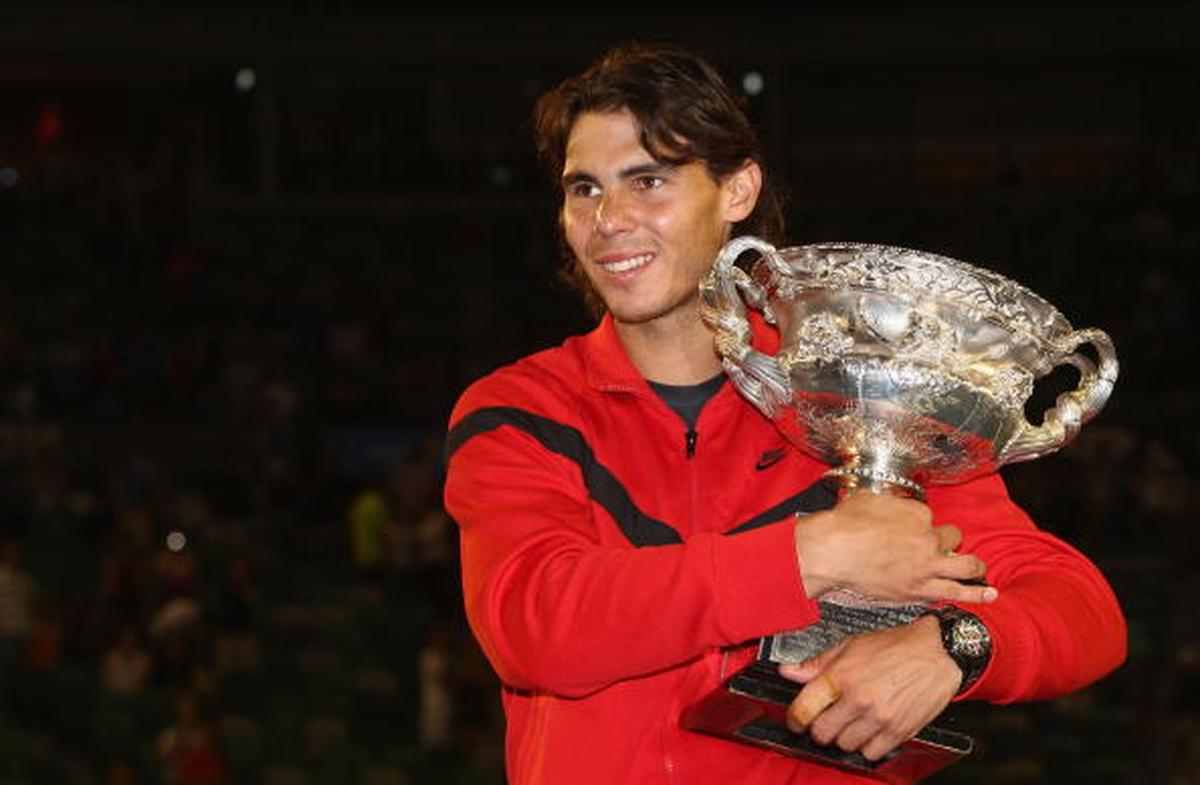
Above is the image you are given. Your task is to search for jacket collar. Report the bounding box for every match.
[581,314,647,394]
[580,311,780,394]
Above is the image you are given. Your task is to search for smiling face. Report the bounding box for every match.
[560,109,759,331]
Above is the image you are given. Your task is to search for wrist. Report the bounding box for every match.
[913,614,960,687]
[922,605,993,695]
[793,511,836,598]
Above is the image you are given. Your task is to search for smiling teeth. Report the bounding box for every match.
[604,254,652,273]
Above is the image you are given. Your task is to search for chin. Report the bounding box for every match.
[607,298,694,327]
[602,300,657,324]
[606,307,654,325]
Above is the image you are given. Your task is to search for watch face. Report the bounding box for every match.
[952,618,991,660]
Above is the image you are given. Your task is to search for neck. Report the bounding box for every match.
[614,306,723,385]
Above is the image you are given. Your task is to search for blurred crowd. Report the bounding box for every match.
[1,56,1199,785]
[0,152,508,780]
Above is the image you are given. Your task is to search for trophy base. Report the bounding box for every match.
[680,660,972,784]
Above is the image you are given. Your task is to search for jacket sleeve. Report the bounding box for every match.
[444,418,821,699]
[927,474,1127,703]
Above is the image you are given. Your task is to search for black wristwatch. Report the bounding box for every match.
[924,605,992,695]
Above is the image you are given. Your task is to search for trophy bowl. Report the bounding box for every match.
[681,236,1118,782]
[698,236,1118,497]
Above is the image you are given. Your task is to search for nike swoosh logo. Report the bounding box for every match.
[755,448,786,471]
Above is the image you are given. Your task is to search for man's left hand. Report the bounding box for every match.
[778,615,962,761]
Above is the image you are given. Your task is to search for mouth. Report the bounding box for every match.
[594,252,654,276]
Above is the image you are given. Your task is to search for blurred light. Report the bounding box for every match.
[166,531,187,552]
[742,71,765,96]
[0,166,18,188]
[35,103,64,148]
[234,67,258,92]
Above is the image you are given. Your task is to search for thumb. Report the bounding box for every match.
[777,639,847,683]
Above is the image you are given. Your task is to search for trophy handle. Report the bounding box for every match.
[999,328,1119,464]
[700,236,793,417]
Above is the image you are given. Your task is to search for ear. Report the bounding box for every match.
[720,159,763,224]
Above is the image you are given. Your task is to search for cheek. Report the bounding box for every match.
[674,203,724,250]
[640,203,678,237]
[561,210,588,254]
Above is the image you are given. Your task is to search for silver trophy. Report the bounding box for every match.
[681,236,1117,782]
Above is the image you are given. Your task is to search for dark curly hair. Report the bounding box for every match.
[533,42,785,315]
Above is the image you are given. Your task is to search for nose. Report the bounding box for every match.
[594,190,633,236]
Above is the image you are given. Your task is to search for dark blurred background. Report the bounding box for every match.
[0,4,1197,784]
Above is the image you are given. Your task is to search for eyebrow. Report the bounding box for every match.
[560,162,674,190]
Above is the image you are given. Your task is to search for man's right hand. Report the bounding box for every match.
[793,489,997,605]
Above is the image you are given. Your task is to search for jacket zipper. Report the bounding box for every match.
[684,428,698,459]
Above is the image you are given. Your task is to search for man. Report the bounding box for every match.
[443,43,1125,784]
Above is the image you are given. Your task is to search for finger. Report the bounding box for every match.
[922,578,999,604]
[933,524,962,553]
[935,552,987,581]
[778,640,848,683]
[861,729,908,762]
[786,673,842,732]
[777,663,805,683]
[833,717,881,754]
[807,692,861,746]
[779,657,827,684]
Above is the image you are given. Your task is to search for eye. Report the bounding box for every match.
[632,175,665,191]
[566,181,600,199]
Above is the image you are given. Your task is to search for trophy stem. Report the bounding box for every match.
[824,452,924,500]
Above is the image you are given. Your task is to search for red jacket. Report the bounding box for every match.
[444,314,1126,784]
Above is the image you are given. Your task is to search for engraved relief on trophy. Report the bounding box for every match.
[894,310,958,365]
[988,366,1036,411]
[700,235,1119,491]
[793,313,853,363]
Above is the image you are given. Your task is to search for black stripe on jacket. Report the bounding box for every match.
[445,406,836,547]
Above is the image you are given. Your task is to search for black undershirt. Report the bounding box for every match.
[647,373,726,430]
